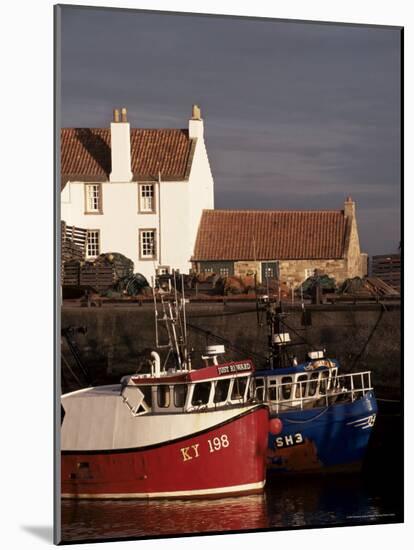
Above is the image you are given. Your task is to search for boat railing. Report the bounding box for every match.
[259,371,373,413]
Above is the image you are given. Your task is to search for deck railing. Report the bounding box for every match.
[257,371,373,414]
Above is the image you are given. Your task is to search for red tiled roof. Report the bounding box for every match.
[193,210,348,260]
[61,128,194,184]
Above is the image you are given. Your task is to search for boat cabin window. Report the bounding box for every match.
[157,385,171,408]
[295,374,308,398]
[174,384,188,408]
[138,385,152,408]
[255,377,265,401]
[268,378,277,401]
[192,382,212,406]
[214,379,230,403]
[308,372,319,396]
[330,368,338,389]
[319,371,329,394]
[281,376,292,400]
[231,376,248,401]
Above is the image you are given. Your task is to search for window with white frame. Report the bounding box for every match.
[304,268,314,280]
[219,267,229,277]
[85,184,102,213]
[86,230,100,258]
[140,229,156,259]
[139,184,155,212]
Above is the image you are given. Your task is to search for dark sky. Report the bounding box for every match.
[60,6,401,256]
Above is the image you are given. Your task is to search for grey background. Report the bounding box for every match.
[61,6,401,256]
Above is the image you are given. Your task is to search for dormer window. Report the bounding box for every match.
[139,184,155,213]
[84,183,102,214]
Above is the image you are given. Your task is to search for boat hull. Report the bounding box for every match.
[62,405,269,499]
[267,392,377,474]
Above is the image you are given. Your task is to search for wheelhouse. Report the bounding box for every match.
[120,360,256,416]
[255,362,372,413]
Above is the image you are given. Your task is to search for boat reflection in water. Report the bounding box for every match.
[61,470,400,542]
[61,493,268,542]
[265,474,399,529]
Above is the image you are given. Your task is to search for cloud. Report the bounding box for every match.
[60,6,401,255]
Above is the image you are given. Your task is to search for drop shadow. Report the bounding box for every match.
[21,525,54,543]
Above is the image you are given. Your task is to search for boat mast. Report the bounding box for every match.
[152,272,191,372]
[265,298,293,370]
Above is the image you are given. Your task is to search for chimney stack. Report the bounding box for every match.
[344,196,356,219]
[110,106,133,182]
[189,104,204,138]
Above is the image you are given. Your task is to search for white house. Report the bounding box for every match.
[61,105,214,281]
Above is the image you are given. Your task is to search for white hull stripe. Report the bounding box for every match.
[62,480,266,499]
[346,414,376,429]
[347,415,372,425]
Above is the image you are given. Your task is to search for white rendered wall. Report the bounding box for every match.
[158,180,190,273]
[110,122,133,182]
[61,122,215,282]
[62,181,189,281]
[187,135,215,260]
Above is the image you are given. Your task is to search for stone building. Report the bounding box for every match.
[192,197,367,287]
[61,105,214,281]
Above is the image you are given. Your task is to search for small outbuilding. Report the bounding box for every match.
[192,197,367,287]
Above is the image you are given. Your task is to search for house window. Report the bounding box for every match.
[139,184,155,212]
[85,184,102,213]
[261,262,278,281]
[304,268,314,280]
[139,229,156,259]
[219,267,229,277]
[86,230,100,258]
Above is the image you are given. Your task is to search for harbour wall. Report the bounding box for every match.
[61,301,401,397]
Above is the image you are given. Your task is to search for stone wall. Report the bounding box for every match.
[343,198,367,280]
[234,261,261,278]
[61,302,401,397]
[278,258,348,287]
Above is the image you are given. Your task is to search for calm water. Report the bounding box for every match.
[60,409,403,543]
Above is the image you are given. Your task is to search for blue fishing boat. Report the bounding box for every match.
[254,298,377,474]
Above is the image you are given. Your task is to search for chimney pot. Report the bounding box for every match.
[191,104,201,120]
[110,107,132,182]
[189,105,204,138]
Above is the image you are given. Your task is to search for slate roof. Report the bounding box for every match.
[193,210,348,261]
[61,128,194,186]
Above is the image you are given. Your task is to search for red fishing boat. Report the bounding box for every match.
[61,276,269,499]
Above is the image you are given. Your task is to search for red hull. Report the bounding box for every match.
[62,405,268,499]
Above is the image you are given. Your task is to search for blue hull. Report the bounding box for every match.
[267,392,377,473]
